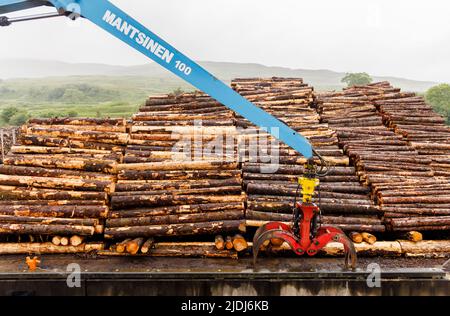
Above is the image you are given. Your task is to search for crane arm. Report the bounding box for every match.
[0,0,314,158]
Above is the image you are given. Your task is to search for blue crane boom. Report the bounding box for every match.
[0,0,314,158]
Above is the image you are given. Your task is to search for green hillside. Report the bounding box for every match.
[0,59,445,126]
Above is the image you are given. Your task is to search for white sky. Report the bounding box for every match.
[1,0,449,82]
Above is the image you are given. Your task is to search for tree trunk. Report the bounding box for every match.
[106,210,244,227]
[104,220,246,238]
[0,223,94,236]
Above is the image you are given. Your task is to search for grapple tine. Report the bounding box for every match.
[253,227,300,265]
[341,234,357,270]
[253,230,276,265]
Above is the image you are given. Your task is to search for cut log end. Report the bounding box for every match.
[215,235,225,250]
[361,232,377,245]
[232,234,248,252]
[349,232,363,243]
[406,231,423,242]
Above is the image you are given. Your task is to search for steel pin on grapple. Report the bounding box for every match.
[252,154,357,270]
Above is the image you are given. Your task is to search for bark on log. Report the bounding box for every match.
[106,210,244,227]
[111,194,246,209]
[115,178,241,192]
[0,174,114,192]
[0,215,99,226]
[109,202,244,218]
[0,187,107,201]
[3,155,117,173]
[0,223,94,236]
[140,238,155,254]
[118,169,241,181]
[117,160,238,172]
[0,165,114,181]
[104,220,246,238]
[0,242,104,254]
[0,205,109,219]
[100,242,238,259]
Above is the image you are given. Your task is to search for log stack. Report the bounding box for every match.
[317,82,450,232]
[104,92,246,249]
[0,118,128,246]
[232,78,383,232]
[372,83,450,177]
[0,127,19,163]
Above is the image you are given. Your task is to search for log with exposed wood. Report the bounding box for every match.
[317,82,450,232]
[104,220,246,239]
[0,118,122,247]
[140,238,155,254]
[232,234,248,252]
[100,242,238,259]
[215,235,225,250]
[232,78,382,233]
[0,242,104,254]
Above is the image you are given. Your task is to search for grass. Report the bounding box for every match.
[0,75,194,126]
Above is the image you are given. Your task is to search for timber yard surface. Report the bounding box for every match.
[0,78,449,296]
[0,255,448,296]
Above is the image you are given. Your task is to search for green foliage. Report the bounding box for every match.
[0,76,195,127]
[1,106,19,123]
[42,111,58,118]
[426,84,450,124]
[341,72,373,87]
[170,87,185,97]
[66,110,78,117]
[9,112,29,126]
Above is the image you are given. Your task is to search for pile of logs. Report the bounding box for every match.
[372,83,450,177]
[104,92,246,248]
[0,118,128,248]
[232,78,383,233]
[0,127,19,163]
[317,82,450,232]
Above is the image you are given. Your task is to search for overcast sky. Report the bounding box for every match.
[1,0,449,82]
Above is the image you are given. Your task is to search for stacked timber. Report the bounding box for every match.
[317,82,450,232]
[0,127,19,163]
[232,78,383,232]
[0,118,128,246]
[104,92,246,253]
[371,83,450,177]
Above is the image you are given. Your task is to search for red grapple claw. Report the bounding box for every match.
[252,203,357,270]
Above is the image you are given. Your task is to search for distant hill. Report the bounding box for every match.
[0,59,439,92]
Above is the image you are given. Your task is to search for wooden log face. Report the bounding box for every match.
[0,223,95,236]
[106,210,244,227]
[0,187,107,201]
[111,194,246,209]
[104,220,246,238]
[0,205,109,219]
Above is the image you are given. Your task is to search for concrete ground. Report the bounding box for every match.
[0,255,448,295]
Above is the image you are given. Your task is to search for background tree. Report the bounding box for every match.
[426,83,450,125]
[1,106,18,124]
[9,112,29,126]
[170,87,185,97]
[341,72,373,87]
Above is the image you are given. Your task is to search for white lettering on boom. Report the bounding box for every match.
[102,10,174,63]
